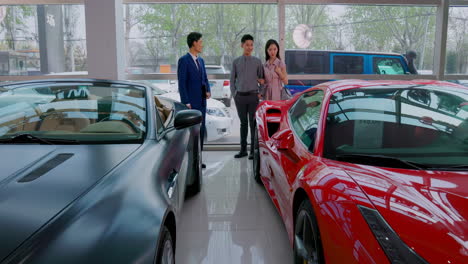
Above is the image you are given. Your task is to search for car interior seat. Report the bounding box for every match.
[154,96,173,125]
[39,109,90,132]
[80,120,135,134]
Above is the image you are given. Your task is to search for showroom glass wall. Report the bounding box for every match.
[123,3,278,143]
[124,3,278,74]
[285,5,437,71]
[0,4,86,76]
[447,5,468,74]
[1,0,467,146]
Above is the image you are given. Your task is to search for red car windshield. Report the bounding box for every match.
[323,85,468,169]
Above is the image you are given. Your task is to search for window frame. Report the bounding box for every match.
[154,95,175,134]
[1,0,466,83]
[288,88,325,153]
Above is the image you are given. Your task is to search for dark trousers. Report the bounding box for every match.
[234,93,259,152]
[193,105,206,152]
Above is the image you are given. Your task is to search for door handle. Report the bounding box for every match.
[167,169,179,199]
[168,168,178,183]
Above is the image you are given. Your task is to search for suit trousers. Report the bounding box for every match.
[234,93,259,152]
[192,105,206,152]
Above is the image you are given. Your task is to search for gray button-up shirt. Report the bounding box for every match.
[230,55,264,96]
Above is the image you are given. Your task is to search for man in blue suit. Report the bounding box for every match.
[177,32,211,168]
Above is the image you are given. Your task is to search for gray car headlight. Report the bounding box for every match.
[358,206,429,264]
[207,107,226,117]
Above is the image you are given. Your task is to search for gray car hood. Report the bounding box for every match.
[0,144,140,262]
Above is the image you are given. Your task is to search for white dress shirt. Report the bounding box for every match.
[189,52,199,70]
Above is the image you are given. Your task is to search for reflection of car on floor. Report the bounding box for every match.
[254,79,468,264]
[205,65,232,107]
[0,79,203,264]
[159,91,232,142]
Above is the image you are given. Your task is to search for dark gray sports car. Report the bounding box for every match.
[0,79,203,264]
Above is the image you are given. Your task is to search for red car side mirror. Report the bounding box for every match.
[274,129,295,151]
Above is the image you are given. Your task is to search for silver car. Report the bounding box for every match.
[206,65,231,107]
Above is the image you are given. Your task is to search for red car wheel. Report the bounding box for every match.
[294,200,324,264]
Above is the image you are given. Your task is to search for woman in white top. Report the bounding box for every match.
[262,39,288,101]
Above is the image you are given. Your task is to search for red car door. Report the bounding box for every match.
[261,127,285,214]
[270,89,325,227]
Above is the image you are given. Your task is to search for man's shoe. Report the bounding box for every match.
[202,163,206,169]
[234,151,248,158]
[248,152,254,160]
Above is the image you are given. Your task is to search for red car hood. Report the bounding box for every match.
[343,165,468,263]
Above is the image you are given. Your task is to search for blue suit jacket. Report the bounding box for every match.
[177,53,210,110]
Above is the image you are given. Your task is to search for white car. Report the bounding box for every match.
[141,82,233,142]
[160,92,232,142]
[147,80,178,93]
[206,65,232,107]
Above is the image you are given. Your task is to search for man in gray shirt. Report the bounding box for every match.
[230,34,264,159]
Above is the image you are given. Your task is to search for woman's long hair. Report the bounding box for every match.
[265,39,281,62]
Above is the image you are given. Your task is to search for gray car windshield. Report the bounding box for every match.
[324,85,468,169]
[0,83,147,143]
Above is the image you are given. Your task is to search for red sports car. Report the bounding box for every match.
[253,80,468,264]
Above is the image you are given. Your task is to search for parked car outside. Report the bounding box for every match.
[254,79,468,264]
[0,79,203,264]
[139,81,233,142]
[205,65,232,107]
[147,79,178,93]
[285,50,412,94]
[159,91,232,142]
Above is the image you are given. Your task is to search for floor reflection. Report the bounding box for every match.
[176,151,293,264]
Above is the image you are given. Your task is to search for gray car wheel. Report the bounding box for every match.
[156,226,174,264]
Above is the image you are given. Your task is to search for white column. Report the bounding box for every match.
[84,0,125,80]
[433,0,449,80]
[278,0,286,61]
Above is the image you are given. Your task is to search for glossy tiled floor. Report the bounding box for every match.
[176,151,294,264]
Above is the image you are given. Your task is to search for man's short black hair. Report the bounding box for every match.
[187,32,202,48]
[241,34,254,44]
